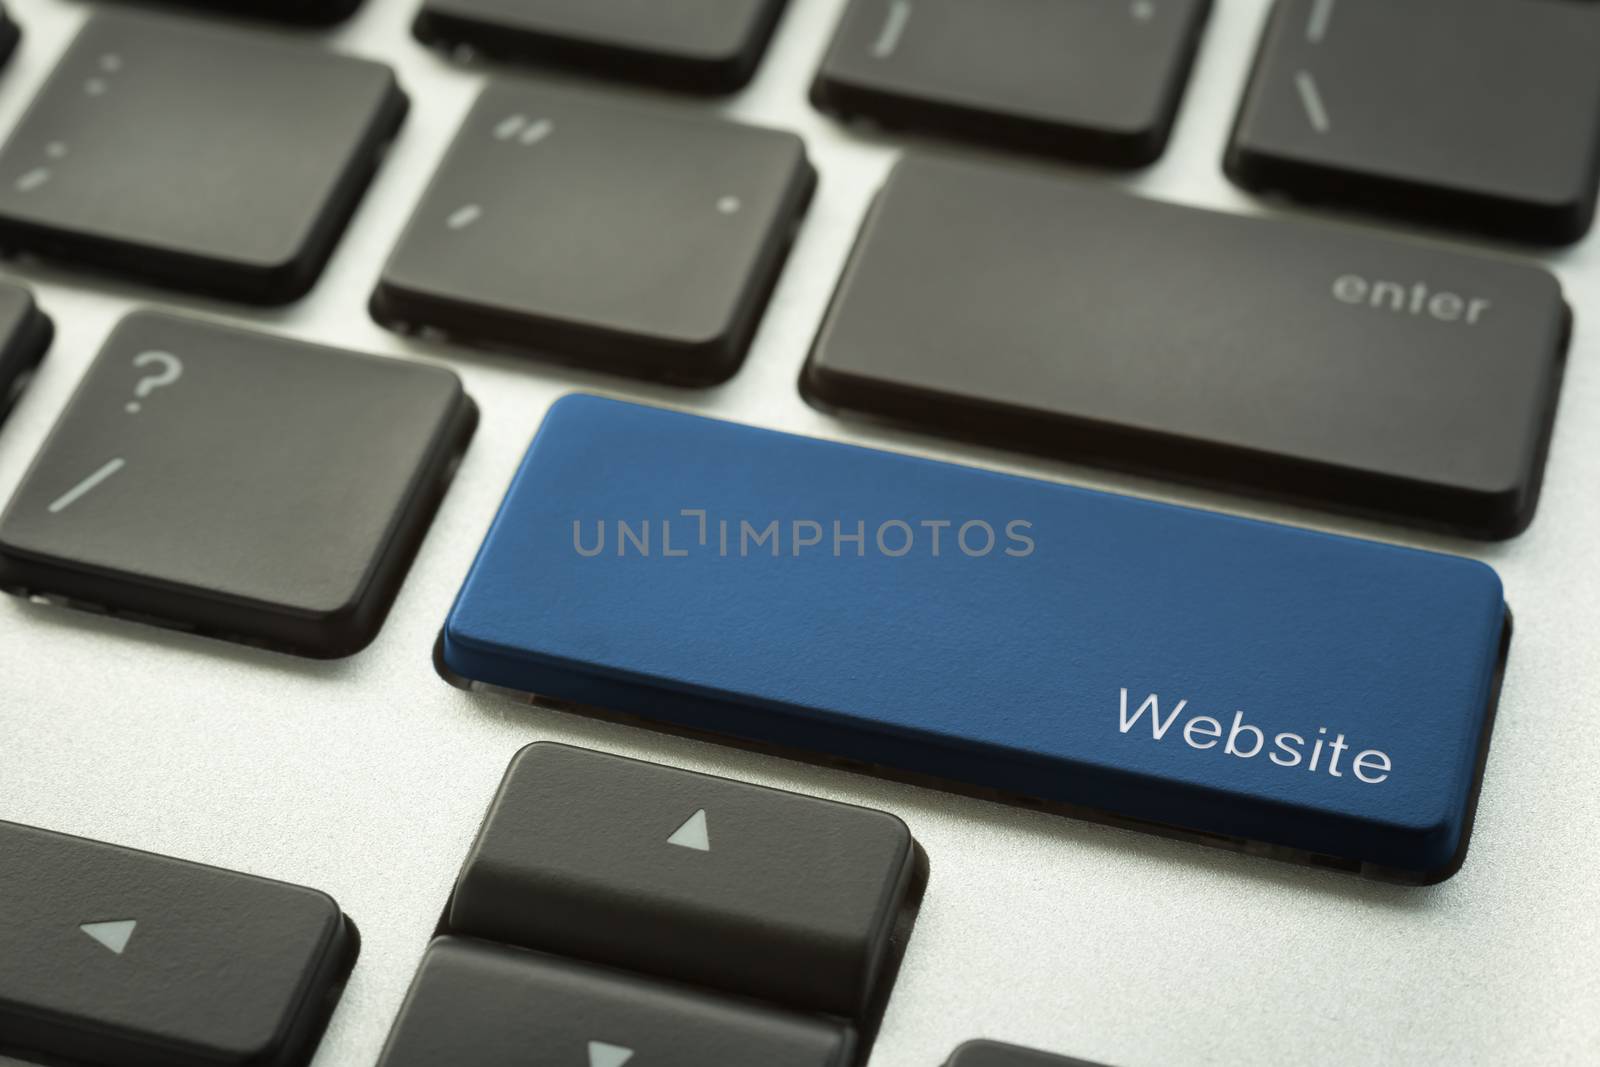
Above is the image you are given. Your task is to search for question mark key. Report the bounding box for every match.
[0,310,478,657]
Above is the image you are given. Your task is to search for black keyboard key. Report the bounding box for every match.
[373,82,814,385]
[414,0,790,94]
[0,12,407,304]
[0,311,476,657]
[1227,0,1600,245]
[803,155,1568,539]
[949,1042,1109,1067]
[0,4,18,70]
[449,743,919,1019]
[377,938,854,1067]
[0,819,356,1067]
[103,0,364,24]
[0,281,51,423]
[813,0,1211,166]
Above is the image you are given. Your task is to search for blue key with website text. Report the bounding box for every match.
[444,395,1509,884]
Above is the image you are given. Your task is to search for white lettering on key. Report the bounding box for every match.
[446,204,483,230]
[14,167,50,192]
[1294,70,1331,133]
[1118,689,1187,739]
[1117,689,1392,784]
[517,119,554,146]
[1307,0,1336,43]
[49,458,127,514]
[1333,274,1491,325]
[873,0,913,58]
[125,351,183,413]
[493,114,527,141]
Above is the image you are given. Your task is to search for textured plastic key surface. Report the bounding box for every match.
[0,311,477,657]
[812,0,1212,166]
[0,819,355,1067]
[804,154,1568,539]
[372,81,815,385]
[443,395,1510,884]
[449,742,917,1018]
[0,11,407,303]
[376,938,854,1067]
[0,281,51,423]
[1227,0,1600,244]
[98,0,366,24]
[947,1041,1109,1067]
[413,0,790,93]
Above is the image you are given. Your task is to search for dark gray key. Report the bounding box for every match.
[949,1041,1111,1067]
[373,82,814,385]
[414,0,790,94]
[813,0,1211,166]
[448,743,919,1019]
[377,938,853,1067]
[0,281,51,423]
[803,154,1569,540]
[1226,0,1600,245]
[0,4,18,70]
[0,819,356,1067]
[0,12,406,303]
[0,311,476,657]
[102,0,364,24]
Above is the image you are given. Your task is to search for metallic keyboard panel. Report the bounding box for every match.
[0,1,1596,1065]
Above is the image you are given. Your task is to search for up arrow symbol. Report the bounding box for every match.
[80,919,137,955]
[666,809,710,852]
[588,1040,635,1067]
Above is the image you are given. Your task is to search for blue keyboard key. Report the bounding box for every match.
[443,395,1509,884]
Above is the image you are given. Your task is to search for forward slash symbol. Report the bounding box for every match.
[48,458,126,514]
[1295,70,1331,133]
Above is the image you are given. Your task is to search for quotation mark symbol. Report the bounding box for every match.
[492,115,554,146]
[446,203,482,230]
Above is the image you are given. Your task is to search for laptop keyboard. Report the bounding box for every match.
[0,0,1595,1065]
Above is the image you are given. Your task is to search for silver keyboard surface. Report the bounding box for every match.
[1,1,1597,1064]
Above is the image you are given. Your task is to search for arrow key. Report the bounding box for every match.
[377,938,853,1067]
[0,819,356,1067]
[448,743,922,1020]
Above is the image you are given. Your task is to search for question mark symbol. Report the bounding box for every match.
[126,351,182,414]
